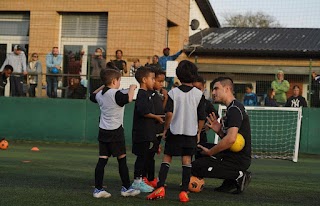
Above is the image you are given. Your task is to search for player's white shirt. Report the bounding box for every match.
[96,88,125,130]
[169,87,203,136]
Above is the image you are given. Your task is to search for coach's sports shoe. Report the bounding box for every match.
[179,191,190,202]
[93,188,111,198]
[146,186,165,200]
[131,181,154,193]
[214,179,237,193]
[235,171,252,194]
[120,186,141,197]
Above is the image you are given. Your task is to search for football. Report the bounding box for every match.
[188,176,204,192]
[230,133,245,152]
[51,67,59,74]
[0,139,9,150]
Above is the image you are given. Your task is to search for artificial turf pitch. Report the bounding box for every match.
[1,141,320,206]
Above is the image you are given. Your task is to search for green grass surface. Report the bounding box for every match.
[1,141,320,206]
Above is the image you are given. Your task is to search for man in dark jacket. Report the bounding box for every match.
[0,65,23,97]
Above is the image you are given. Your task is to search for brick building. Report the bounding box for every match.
[0,0,190,78]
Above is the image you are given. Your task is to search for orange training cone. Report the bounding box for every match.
[31,147,40,151]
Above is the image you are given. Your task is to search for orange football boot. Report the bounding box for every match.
[179,191,190,202]
[149,178,158,188]
[146,186,165,200]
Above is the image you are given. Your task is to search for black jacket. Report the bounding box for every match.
[0,74,23,97]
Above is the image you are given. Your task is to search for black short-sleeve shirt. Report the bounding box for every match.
[151,90,165,134]
[132,89,156,143]
[221,99,252,170]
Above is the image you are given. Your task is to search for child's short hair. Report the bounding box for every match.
[135,66,153,83]
[3,64,13,72]
[106,61,118,70]
[193,75,206,85]
[152,67,165,78]
[245,83,253,90]
[176,60,198,83]
[267,88,274,98]
[100,69,121,86]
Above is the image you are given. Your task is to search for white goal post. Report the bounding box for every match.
[215,105,303,162]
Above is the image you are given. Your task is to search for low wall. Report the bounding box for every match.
[0,98,319,154]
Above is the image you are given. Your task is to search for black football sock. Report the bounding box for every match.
[181,164,192,192]
[157,162,170,188]
[134,155,145,179]
[117,156,131,189]
[94,158,108,189]
[148,158,156,181]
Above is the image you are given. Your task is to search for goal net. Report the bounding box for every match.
[215,105,303,162]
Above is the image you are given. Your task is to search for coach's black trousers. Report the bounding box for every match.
[191,155,240,180]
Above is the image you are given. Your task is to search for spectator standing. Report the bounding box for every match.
[67,52,84,88]
[0,45,27,96]
[67,77,86,99]
[271,70,290,106]
[90,48,106,92]
[264,88,278,107]
[0,65,23,97]
[159,47,183,90]
[0,45,27,75]
[285,85,307,107]
[46,47,62,98]
[311,71,320,107]
[243,83,258,106]
[130,58,141,77]
[122,61,129,77]
[145,55,162,70]
[27,53,42,97]
[112,50,126,73]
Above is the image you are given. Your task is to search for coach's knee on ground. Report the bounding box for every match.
[191,160,204,177]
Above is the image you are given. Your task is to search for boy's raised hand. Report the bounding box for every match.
[129,84,137,90]
[161,88,168,97]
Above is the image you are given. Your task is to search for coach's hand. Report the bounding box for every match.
[206,112,222,133]
[197,144,210,156]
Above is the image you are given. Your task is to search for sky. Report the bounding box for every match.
[209,0,320,28]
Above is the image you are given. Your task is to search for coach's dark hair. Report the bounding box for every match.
[176,60,198,83]
[135,66,154,83]
[151,67,166,78]
[100,69,121,86]
[193,75,206,85]
[4,64,13,72]
[211,77,234,91]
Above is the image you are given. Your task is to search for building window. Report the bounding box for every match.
[61,13,107,38]
[0,12,30,36]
